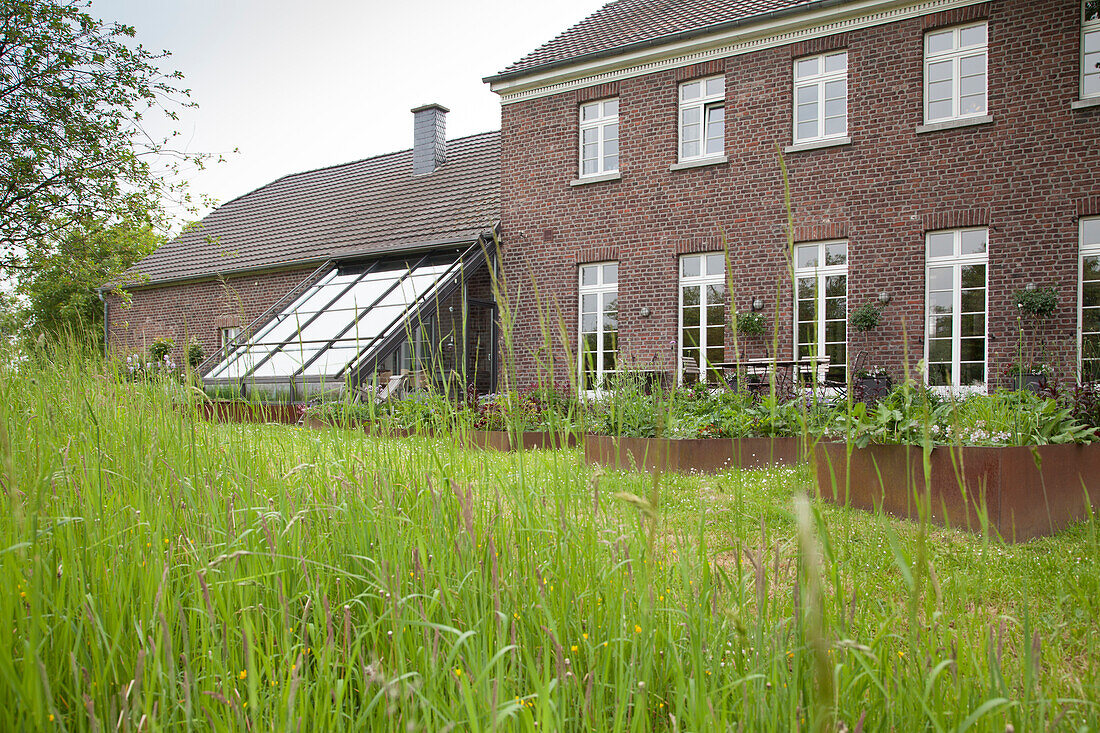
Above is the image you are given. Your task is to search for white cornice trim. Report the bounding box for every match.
[492,0,988,104]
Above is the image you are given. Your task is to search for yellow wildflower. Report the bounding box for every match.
[239,670,247,680]
[634,625,642,634]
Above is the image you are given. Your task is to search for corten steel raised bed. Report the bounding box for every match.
[813,441,1100,541]
[585,435,806,474]
[195,401,304,425]
[469,430,580,451]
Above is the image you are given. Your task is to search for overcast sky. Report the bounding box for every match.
[88,0,607,222]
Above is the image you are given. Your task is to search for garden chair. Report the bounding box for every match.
[374,374,410,403]
[681,356,700,386]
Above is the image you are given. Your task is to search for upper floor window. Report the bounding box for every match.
[219,326,241,349]
[793,51,848,143]
[1084,0,1100,98]
[678,76,724,161]
[924,22,988,123]
[579,98,619,177]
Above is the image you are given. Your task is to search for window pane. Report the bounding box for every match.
[960,313,985,336]
[1085,255,1100,287]
[604,154,618,171]
[927,60,953,83]
[581,266,597,286]
[706,283,726,305]
[681,256,701,278]
[928,233,955,258]
[960,265,985,290]
[797,245,819,269]
[797,120,819,140]
[960,337,984,361]
[929,291,953,314]
[961,289,985,313]
[682,139,700,158]
[1084,307,1100,333]
[928,99,953,121]
[604,122,618,142]
[582,159,598,175]
[682,307,700,328]
[1087,0,1100,21]
[824,116,846,136]
[705,77,725,97]
[582,293,597,312]
[581,103,599,121]
[603,99,619,116]
[959,24,986,48]
[682,285,700,307]
[1083,218,1100,246]
[961,229,987,254]
[825,52,847,73]
[705,253,725,276]
[681,81,701,100]
[929,315,953,337]
[928,79,953,103]
[825,275,845,297]
[581,313,597,332]
[928,338,952,362]
[582,127,598,144]
[798,299,817,321]
[603,263,618,284]
[825,321,845,343]
[795,57,818,78]
[825,297,846,320]
[798,276,816,297]
[927,362,950,386]
[797,84,819,104]
[959,362,985,386]
[927,30,955,55]
[825,242,847,265]
[928,266,953,291]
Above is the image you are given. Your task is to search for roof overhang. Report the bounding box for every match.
[486,0,986,103]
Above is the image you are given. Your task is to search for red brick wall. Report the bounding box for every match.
[500,0,1099,390]
[106,266,319,366]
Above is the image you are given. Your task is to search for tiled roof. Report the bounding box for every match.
[122,131,500,286]
[490,0,822,80]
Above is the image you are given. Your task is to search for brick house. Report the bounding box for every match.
[486,0,1100,392]
[108,106,501,399]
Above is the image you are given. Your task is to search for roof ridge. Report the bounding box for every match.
[217,130,501,209]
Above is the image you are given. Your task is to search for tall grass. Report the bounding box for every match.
[1,341,1099,730]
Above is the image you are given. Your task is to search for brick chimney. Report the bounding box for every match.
[411,103,448,175]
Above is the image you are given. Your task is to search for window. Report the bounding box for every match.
[679,253,727,381]
[579,262,618,390]
[1080,217,1100,381]
[219,326,241,349]
[1084,0,1100,98]
[924,22,988,123]
[925,228,988,389]
[794,241,848,382]
[579,98,619,177]
[678,76,725,161]
[793,51,848,143]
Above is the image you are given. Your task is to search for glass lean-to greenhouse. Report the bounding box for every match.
[201,243,497,401]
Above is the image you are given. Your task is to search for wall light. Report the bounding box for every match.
[878,291,891,304]
[751,297,764,311]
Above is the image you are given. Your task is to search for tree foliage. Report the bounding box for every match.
[13,217,162,345]
[0,0,206,266]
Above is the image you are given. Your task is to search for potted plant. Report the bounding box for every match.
[735,311,767,337]
[850,300,884,333]
[1010,286,1057,392]
[854,365,892,404]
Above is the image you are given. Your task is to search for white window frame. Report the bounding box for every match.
[923,22,988,123]
[924,228,989,393]
[219,326,241,349]
[793,240,848,382]
[678,252,727,382]
[578,98,619,177]
[792,51,848,143]
[578,261,619,392]
[678,76,725,162]
[1083,0,1100,99]
[1079,217,1100,382]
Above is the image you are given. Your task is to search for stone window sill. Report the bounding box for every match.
[915,115,994,134]
[1071,97,1100,111]
[783,136,851,154]
[669,155,727,172]
[570,171,621,186]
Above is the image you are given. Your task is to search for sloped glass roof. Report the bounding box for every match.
[203,245,485,388]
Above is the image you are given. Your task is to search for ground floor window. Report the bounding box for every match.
[579,261,618,390]
[925,228,988,389]
[679,252,726,381]
[1080,217,1100,381]
[219,326,242,349]
[794,240,847,382]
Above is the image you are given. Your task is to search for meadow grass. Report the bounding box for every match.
[2,348,1099,731]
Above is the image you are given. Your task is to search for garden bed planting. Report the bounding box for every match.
[585,434,805,474]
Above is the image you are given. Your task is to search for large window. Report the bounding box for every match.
[579,98,619,177]
[793,51,848,143]
[679,252,727,381]
[924,22,988,123]
[678,76,725,161]
[1080,217,1100,381]
[579,262,619,390]
[794,241,848,382]
[925,228,988,389]
[1084,0,1100,99]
